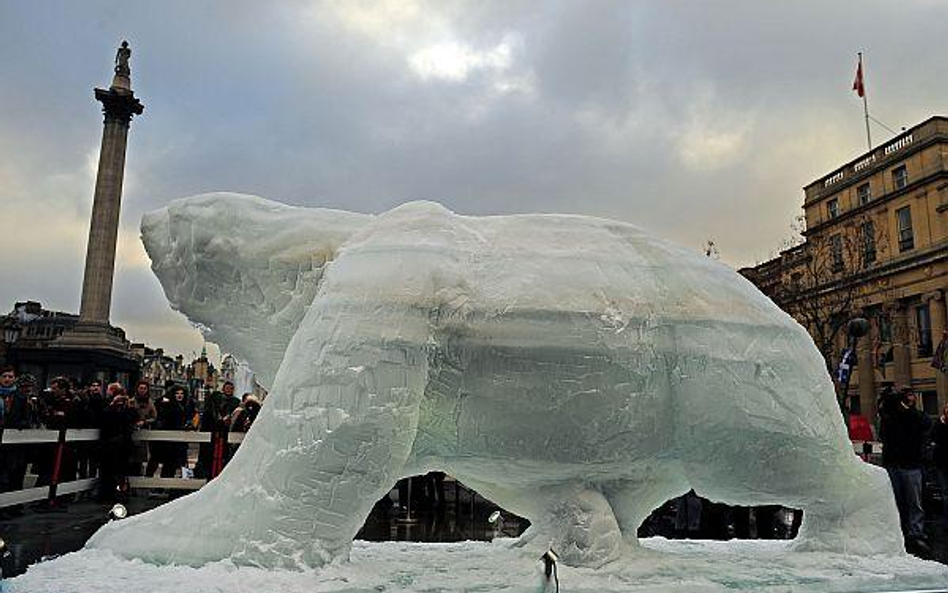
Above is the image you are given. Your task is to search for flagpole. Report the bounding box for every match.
[859,52,872,151]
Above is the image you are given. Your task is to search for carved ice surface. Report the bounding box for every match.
[88,193,905,570]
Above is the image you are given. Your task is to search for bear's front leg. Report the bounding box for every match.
[88,304,429,569]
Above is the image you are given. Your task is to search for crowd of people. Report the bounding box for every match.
[0,365,262,512]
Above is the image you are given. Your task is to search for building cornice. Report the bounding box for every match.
[804,115,947,205]
[804,169,948,236]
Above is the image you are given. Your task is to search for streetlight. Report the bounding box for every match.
[837,317,870,423]
[109,503,128,521]
[2,319,21,345]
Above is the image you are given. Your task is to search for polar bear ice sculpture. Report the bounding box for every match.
[88,193,903,568]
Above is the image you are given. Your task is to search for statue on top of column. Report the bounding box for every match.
[110,40,133,93]
[115,41,131,77]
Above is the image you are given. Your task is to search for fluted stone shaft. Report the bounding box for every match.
[78,88,143,324]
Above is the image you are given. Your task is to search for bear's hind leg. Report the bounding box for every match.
[602,466,690,547]
[680,435,904,555]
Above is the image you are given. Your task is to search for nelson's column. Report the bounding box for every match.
[52,41,144,381]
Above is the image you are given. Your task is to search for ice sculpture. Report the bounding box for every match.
[87,193,903,569]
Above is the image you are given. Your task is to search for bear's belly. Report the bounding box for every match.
[411,334,674,475]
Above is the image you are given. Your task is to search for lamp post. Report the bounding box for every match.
[1,317,21,365]
[3,323,21,346]
[838,317,870,425]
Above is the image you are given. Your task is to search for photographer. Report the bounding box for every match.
[146,385,187,478]
[98,390,139,502]
[879,386,933,555]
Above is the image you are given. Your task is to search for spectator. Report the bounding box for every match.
[106,381,125,402]
[229,393,261,433]
[1,368,31,516]
[14,374,40,428]
[218,382,241,425]
[86,380,106,425]
[98,390,139,502]
[6,373,36,428]
[130,379,157,476]
[195,381,240,478]
[131,380,157,427]
[933,403,948,530]
[35,377,80,488]
[0,365,13,424]
[147,385,187,477]
[83,379,107,478]
[879,385,933,556]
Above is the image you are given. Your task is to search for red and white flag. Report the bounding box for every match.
[852,59,865,97]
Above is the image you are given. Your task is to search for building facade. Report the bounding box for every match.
[741,116,948,422]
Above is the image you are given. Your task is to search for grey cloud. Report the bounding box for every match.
[2,0,947,357]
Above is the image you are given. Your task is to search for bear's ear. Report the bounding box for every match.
[141,192,371,388]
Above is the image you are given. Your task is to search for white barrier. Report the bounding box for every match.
[0,429,251,506]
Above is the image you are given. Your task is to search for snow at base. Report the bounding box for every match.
[9,538,948,593]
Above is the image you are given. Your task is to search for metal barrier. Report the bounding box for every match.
[0,428,247,508]
[127,430,244,491]
[0,428,102,509]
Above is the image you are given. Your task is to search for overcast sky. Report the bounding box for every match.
[1,0,946,360]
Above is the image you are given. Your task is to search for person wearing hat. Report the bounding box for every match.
[879,385,933,556]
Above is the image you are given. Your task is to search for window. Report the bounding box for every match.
[859,220,876,264]
[896,206,914,251]
[916,304,933,357]
[893,165,908,190]
[827,198,839,219]
[857,183,871,205]
[830,234,843,272]
[879,313,892,343]
[875,311,895,364]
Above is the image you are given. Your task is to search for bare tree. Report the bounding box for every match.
[769,214,890,372]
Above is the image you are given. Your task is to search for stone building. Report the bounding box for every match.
[741,116,948,421]
[187,345,218,403]
[136,345,188,395]
[0,300,138,388]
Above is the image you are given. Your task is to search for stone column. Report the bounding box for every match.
[890,302,912,388]
[925,290,948,411]
[77,65,144,324]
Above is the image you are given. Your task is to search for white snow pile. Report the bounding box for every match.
[9,538,948,593]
